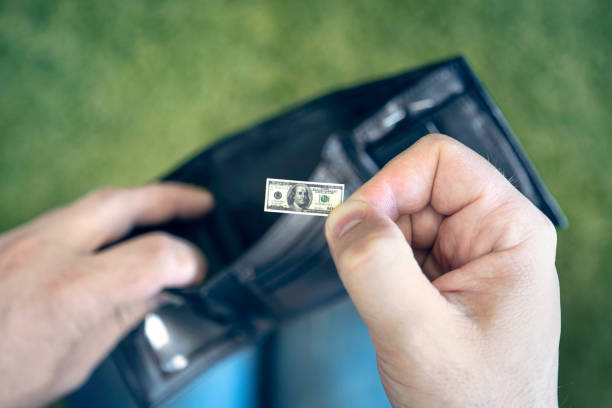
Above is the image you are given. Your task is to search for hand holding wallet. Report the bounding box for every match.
[0,184,213,408]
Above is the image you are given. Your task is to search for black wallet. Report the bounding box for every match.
[112,56,566,407]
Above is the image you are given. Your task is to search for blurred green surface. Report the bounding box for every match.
[1,0,610,406]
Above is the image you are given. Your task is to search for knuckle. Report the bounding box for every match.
[72,186,128,216]
[144,232,196,274]
[144,232,177,259]
[423,133,455,147]
[11,234,44,254]
[141,232,199,286]
[173,243,199,275]
[87,186,126,204]
[1,235,44,269]
[424,134,472,159]
[540,215,557,244]
[531,212,558,262]
[514,205,557,247]
[119,265,159,296]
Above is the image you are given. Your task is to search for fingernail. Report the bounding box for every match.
[327,200,369,239]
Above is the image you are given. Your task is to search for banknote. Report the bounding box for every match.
[264,178,344,216]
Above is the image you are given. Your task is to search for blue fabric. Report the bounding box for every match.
[69,299,390,408]
[271,298,391,408]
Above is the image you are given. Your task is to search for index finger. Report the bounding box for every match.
[53,182,214,252]
[353,134,518,220]
[347,134,554,272]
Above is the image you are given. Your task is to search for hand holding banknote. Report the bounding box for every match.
[325,134,560,408]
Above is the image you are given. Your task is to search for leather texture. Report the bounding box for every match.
[112,56,566,407]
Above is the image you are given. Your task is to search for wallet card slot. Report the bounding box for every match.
[353,64,466,145]
[365,116,440,168]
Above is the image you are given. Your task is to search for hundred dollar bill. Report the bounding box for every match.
[264,178,344,216]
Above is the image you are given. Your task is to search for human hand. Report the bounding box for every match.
[0,183,213,408]
[325,134,560,407]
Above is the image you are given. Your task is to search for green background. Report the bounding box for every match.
[1,0,610,406]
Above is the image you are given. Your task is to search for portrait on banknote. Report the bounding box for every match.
[287,183,313,211]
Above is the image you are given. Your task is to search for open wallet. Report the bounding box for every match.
[112,56,567,406]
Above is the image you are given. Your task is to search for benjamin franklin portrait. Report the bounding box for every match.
[287,183,313,211]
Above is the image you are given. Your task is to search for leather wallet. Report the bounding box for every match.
[112,56,566,407]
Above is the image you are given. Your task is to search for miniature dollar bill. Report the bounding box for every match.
[264,178,344,216]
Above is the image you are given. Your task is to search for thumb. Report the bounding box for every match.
[325,199,448,339]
